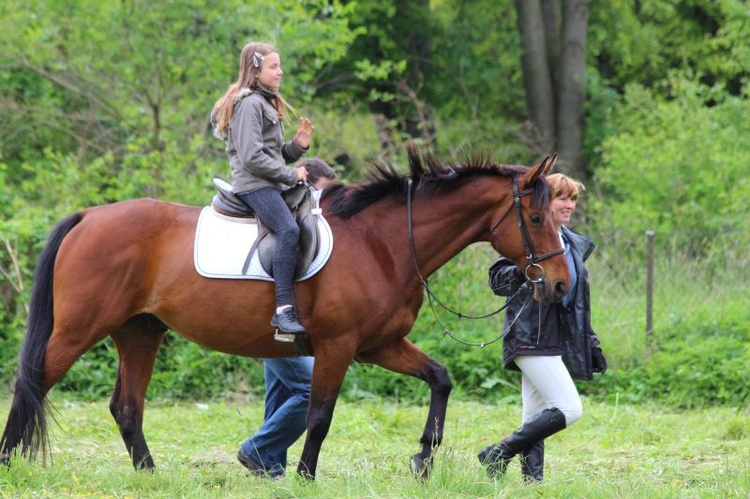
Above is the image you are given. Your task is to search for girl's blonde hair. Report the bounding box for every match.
[546,173,586,201]
[211,42,294,138]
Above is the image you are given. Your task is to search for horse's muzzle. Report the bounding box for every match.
[533,279,568,306]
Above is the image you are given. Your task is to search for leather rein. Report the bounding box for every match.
[406,173,564,348]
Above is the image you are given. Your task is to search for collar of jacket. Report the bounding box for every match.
[234,85,277,103]
[234,86,278,104]
[561,226,596,261]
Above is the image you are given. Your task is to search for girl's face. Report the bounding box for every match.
[550,196,577,229]
[256,52,283,91]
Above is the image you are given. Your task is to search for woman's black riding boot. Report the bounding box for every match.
[477,408,565,479]
[520,440,544,483]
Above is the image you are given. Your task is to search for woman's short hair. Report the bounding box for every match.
[300,158,336,184]
[547,173,585,201]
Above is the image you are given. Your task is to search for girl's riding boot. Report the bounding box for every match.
[520,440,544,483]
[477,408,565,479]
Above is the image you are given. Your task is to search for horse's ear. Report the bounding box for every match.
[521,153,557,186]
[542,153,557,176]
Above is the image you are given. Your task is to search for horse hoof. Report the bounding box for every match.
[410,454,432,480]
[296,470,316,482]
[134,456,156,472]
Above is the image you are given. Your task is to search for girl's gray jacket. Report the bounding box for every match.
[488,226,601,380]
[225,89,306,195]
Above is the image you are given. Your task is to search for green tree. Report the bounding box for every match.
[592,79,750,256]
[314,0,435,156]
[0,0,356,184]
[0,0,358,384]
[589,0,748,96]
[1,0,749,398]
[513,0,589,179]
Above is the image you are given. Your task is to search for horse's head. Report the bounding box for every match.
[488,155,570,305]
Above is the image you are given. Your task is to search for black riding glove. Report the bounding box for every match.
[591,346,607,374]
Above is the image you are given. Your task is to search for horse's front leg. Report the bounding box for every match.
[356,337,452,480]
[109,319,166,471]
[297,343,355,480]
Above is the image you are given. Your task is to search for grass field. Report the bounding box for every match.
[1,396,747,498]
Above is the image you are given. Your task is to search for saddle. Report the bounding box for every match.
[211,178,320,279]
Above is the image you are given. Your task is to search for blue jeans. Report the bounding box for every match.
[241,356,313,475]
[237,188,300,308]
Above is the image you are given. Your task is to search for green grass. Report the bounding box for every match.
[1,396,747,497]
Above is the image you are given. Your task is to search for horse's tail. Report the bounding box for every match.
[0,212,83,464]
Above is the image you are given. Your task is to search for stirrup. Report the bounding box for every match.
[273,330,297,343]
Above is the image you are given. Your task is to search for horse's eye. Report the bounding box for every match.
[529,213,542,225]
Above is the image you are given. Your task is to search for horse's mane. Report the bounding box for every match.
[324,144,549,219]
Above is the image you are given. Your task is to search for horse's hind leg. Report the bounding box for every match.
[356,337,452,480]
[109,315,167,471]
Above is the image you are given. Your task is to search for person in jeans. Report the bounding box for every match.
[237,356,314,479]
[211,41,313,338]
[479,173,607,483]
[236,160,335,479]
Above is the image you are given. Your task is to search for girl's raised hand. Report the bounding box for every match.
[294,117,314,149]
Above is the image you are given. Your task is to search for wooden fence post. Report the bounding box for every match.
[646,230,655,353]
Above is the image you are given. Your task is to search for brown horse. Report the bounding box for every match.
[0,147,569,479]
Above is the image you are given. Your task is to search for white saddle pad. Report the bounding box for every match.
[193,206,333,281]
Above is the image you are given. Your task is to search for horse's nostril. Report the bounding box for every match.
[554,280,568,299]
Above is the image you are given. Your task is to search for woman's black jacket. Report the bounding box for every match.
[488,226,600,380]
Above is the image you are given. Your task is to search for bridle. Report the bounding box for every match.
[488,174,565,281]
[405,173,564,347]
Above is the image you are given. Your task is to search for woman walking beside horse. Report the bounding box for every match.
[211,41,313,337]
[480,173,607,483]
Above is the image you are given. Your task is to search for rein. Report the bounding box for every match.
[405,173,562,348]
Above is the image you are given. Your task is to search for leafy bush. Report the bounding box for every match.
[54,335,268,402]
[0,214,54,386]
[589,312,750,409]
[591,79,750,258]
[148,336,266,400]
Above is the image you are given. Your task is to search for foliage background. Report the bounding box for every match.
[0,0,748,410]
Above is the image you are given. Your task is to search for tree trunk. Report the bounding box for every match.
[540,0,561,89]
[514,0,589,181]
[514,0,556,155]
[400,0,436,145]
[368,0,435,152]
[556,0,588,179]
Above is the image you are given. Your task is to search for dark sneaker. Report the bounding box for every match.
[237,448,283,480]
[270,308,306,335]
